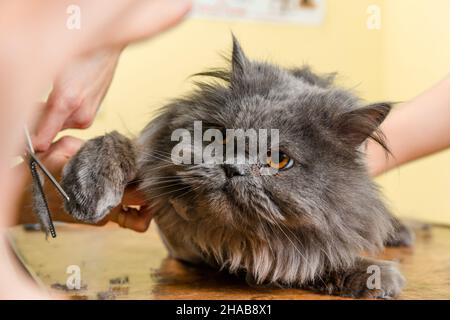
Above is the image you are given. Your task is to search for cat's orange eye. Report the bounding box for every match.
[267,150,294,170]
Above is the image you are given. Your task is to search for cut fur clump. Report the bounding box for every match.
[61,36,412,299]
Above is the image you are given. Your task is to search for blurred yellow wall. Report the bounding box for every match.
[62,0,450,225]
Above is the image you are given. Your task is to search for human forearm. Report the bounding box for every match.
[367,75,450,176]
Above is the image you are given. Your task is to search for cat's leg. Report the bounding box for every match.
[61,131,138,223]
[384,216,415,247]
[307,257,405,299]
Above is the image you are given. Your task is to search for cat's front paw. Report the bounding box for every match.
[344,259,405,299]
[311,258,405,299]
[361,261,405,299]
[61,132,137,223]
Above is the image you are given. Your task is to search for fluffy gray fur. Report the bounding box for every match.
[61,37,413,298]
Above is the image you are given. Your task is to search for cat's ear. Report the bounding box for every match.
[334,102,391,148]
[231,35,249,80]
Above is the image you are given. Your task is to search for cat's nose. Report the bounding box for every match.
[222,164,245,178]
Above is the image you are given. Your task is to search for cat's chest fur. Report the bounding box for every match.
[153,197,346,285]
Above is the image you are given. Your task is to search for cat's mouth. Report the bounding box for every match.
[220,177,259,208]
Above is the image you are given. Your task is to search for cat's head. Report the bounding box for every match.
[139,37,392,254]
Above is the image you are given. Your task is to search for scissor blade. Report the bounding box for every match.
[28,152,70,202]
[30,159,57,238]
[23,125,35,154]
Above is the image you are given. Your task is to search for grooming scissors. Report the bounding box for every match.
[24,126,70,238]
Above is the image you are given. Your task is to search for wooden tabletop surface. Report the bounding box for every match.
[8,222,450,300]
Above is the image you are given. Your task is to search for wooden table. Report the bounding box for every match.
[7,223,450,300]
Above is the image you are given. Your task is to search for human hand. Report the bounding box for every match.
[15,136,153,232]
[32,50,121,151]
[28,0,192,152]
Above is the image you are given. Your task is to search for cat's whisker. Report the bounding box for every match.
[272,220,326,283]
[144,149,175,159]
[143,176,195,184]
[146,180,197,187]
[282,226,316,269]
[123,184,189,203]
[173,183,202,201]
[140,154,204,170]
[172,189,194,202]
[186,183,204,203]
[254,212,275,260]
[134,172,182,181]
[148,176,198,183]
[149,185,193,200]
[137,149,173,161]
[142,179,183,185]
[144,147,172,155]
[138,150,171,160]
[270,220,310,267]
[141,161,172,169]
[152,149,176,157]
[145,183,188,192]
[140,153,173,164]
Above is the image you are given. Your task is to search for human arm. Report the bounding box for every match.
[367,75,450,176]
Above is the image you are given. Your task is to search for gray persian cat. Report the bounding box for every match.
[61,38,412,299]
